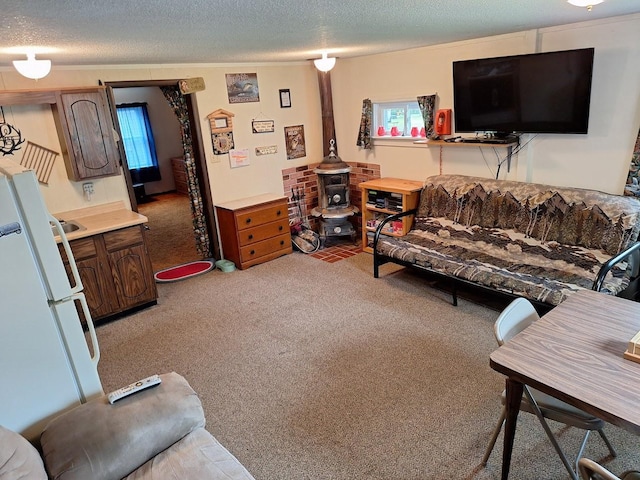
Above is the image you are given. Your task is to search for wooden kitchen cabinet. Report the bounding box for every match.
[59,225,157,323]
[53,88,121,180]
[216,194,292,270]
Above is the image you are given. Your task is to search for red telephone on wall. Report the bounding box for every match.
[435,109,452,136]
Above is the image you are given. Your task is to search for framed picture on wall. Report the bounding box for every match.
[279,89,291,108]
[284,125,306,160]
[226,73,260,104]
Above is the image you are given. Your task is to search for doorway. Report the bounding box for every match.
[104,79,220,270]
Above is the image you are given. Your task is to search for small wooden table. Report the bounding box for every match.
[490,290,640,479]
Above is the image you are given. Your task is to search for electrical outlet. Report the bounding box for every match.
[82,182,94,194]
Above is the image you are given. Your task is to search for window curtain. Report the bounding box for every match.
[417,94,437,139]
[624,125,640,196]
[356,98,373,149]
[116,103,161,184]
[159,86,211,259]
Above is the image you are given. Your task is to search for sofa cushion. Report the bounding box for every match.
[376,218,629,306]
[0,425,47,480]
[41,372,205,480]
[125,428,255,480]
[417,174,640,255]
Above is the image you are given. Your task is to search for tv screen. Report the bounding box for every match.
[452,48,594,135]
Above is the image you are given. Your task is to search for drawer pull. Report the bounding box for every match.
[250,249,255,255]
[248,234,254,240]
[280,240,284,246]
[278,225,283,231]
[246,217,252,224]
[276,210,281,216]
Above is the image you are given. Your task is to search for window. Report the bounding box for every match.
[373,101,423,137]
[116,103,161,184]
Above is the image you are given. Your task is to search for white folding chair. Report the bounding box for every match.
[482,298,616,480]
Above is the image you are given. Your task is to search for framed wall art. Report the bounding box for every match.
[284,125,306,160]
[212,132,234,155]
[226,73,260,104]
[279,89,291,108]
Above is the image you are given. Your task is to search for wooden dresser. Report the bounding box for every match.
[171,157,189,195]
[216,194,292,270]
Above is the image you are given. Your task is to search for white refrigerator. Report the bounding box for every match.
[0,158,103,443]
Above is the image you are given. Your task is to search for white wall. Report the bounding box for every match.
[0,63,323,214]
[331,14,640,194]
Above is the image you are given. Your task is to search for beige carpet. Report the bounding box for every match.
[137,192,200,272]
[95,252,639,479]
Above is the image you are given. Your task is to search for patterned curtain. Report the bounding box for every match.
[356,98,373,149]
[160,86,212,259]
[417,94,437,139]
[624,126,640,196]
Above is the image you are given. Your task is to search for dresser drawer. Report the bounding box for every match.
[236,202,287,230]
[238,218,289,246]
[239,233,291,263]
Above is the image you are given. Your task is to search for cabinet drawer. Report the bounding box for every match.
[240,233,290,263]
[103,226,143,251]
[63,237,97,261]
[238,219,289,246]
[236,202,287,231]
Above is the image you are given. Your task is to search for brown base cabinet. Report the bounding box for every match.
[59,225,157,323]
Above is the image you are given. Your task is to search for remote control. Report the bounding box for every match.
[107,374,162,404]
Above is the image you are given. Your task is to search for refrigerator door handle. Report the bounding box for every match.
[71,292,100,365]
[49,215,84,295]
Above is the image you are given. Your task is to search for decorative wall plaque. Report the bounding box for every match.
[178,77,206,95]
[255,145,278,156]
[207,109,234,134]
[212,132,234,155]
[252,120,275,133]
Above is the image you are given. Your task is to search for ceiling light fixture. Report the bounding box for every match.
[314,52,336,73]
[13,53,52,80]
[567,0,604,11]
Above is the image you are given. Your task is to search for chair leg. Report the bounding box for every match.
[598,428,617,458]
[482,408,506,465]
[574,431,591,475]
[523,387,580,480]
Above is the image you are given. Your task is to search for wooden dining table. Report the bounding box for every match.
[490,289,640,479]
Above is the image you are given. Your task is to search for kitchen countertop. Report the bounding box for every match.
[52,201,148,242]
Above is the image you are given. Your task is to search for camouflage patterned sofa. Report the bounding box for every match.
[372,174,640,308]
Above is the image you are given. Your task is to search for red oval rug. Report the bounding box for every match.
[154,260,214,283]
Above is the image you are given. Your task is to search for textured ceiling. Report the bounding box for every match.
[1,1,639,67]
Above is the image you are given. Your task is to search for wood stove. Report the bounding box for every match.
[311,140,358,245]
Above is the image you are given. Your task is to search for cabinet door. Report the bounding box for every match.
[108,244,157,311]
[60,238,118,322]
[75,256,119,321]
[59,90,120,179]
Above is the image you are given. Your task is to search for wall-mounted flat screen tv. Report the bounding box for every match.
[452,48,594,136]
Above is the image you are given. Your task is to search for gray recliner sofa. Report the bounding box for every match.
[0,372,255,480]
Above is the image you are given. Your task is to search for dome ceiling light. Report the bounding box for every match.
[567,0,604,11]
[314,52,336,72]
[13,52,52,80]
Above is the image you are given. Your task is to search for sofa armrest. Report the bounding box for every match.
[593,241,640,294]
[41,372,205,480]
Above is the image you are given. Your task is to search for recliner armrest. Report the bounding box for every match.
[41,372,205,480]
